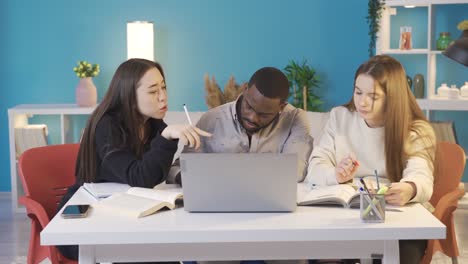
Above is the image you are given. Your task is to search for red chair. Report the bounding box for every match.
[18,144,80,264]
[421,142,466,264]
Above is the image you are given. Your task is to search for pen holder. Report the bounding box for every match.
[360,193,385,223]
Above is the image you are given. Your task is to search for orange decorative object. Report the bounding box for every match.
[400,26,412,50]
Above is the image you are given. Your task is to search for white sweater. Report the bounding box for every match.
[305,106,435,203]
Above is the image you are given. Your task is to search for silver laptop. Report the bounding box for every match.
[180,153,297,212]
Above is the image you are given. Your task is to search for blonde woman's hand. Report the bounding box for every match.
[161,124,212,149]
[335,154,360,183]
[384,182,416,206]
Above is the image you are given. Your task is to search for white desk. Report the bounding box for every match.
[41,188,445,264]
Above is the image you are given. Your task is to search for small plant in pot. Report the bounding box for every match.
[73,60,100,107]
[283,59,322,112]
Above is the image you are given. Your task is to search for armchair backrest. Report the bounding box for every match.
[430,141,466,208]
[18,143,80,219]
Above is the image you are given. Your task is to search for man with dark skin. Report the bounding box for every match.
[169,67,312,264]
[169,66,313,184]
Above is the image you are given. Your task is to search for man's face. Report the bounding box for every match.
[239,85,285,134]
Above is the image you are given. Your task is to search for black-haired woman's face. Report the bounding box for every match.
[240,85,283,134]
[136,67,168,120]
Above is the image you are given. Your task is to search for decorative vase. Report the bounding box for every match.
[436,32,452,50]
[406,75,412,90]
[75,77,97,107]
[399,26,412,50]
[448,85,460,100]
[461,82,468,97]
[413,74,425,99]
[437,83,450,97]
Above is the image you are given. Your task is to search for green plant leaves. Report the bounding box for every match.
[73,60,100,78]
[367,0,385,57]
[284,59,322,112]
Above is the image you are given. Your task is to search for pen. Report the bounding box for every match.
[359,178,373,198]
[374,169,380,190]
[183,104,193,125]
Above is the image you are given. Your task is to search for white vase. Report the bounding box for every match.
[448,85,459,100]
[75,77,97,107]
[437,83,450,97]
[461,82,468,97]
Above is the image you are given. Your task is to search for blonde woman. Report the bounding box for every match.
[306,55,436,264]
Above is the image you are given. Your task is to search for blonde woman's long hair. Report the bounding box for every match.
[345,55,436,182]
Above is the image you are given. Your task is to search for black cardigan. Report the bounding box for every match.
[58,113,178,211]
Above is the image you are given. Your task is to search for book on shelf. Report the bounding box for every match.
[91,183,183,218]
[14,124,48,158]
[297,183,361,208]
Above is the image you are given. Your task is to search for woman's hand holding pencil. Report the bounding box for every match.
[161,124,211,149]
[161,104,212,149]
[335,154,360,183]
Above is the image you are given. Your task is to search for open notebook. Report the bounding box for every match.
[90,183,183,218]
[297,176,390,208]
[297,183,360,208]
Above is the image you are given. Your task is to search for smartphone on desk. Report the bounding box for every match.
[61,204,91,219]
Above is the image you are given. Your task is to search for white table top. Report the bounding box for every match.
[41,188,445,246]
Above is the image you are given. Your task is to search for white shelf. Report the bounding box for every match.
[381,49,429,54]
[386,0,467,6]
[8,104,96,213]
[381,49,445,55]
[8,104,96,115]
[417,98,468,111]
[378,0,468,102]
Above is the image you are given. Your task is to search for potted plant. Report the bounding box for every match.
[73,61,100,107]
[283,60,322,112]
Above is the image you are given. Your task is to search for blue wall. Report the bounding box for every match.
[0,0,466,191]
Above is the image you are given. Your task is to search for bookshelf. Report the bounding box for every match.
[377,0,468,99]
[8,104,95,212]
[377,1,468,157]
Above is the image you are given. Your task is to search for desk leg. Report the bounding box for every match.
[382,240,399,264]
[79,245,96,264]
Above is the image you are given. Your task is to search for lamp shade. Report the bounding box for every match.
[127,21,154,61]
[443,30,468,67]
